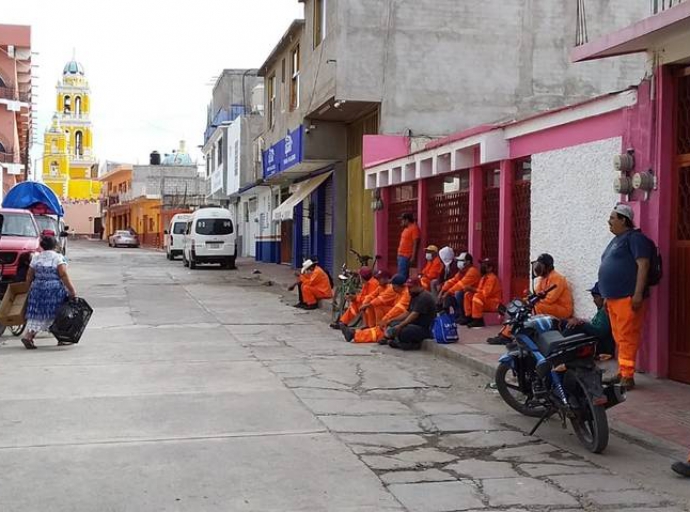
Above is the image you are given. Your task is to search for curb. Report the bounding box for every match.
[422,339,496,377]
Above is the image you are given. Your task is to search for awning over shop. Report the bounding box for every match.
[272,172,332,221]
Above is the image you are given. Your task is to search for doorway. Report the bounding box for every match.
[281,220,293,265]
[669,71,690,384]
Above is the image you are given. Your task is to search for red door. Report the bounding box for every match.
[387,184,418,269]
[511,159,532,298]
[281,220,293,265]
[669,71,690,384]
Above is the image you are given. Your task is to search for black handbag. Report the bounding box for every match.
[49,297,93,344]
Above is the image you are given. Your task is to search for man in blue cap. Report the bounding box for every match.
[561,282,614,359]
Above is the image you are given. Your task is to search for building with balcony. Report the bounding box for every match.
[0,24,32,199]
[100,142,205,247]
[258,0,653,275]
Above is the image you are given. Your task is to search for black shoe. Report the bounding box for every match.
[603,373,622,385]
[378,338,389,346]
[301,303,318,311]
[672,461,690,477]
[293,302,306,308]
[486,335,511,345]
[458,317,471,326]
[389,339,400,349]
[468,319,486,329]
[340,325,355,343]
[329,322,342,330]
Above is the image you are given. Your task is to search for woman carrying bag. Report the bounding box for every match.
[21,235,77,349]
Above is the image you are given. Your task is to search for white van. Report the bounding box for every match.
[164,213,191,260]
[182,207,237,269]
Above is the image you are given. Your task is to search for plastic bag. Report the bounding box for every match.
[432,312,459,344]
[49,297,93,344]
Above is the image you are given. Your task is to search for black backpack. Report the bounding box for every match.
[632,230,662,287]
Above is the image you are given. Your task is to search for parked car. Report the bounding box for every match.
[34,215,69,254]
[182,207,236,269]
[0,208,41,283]
[109,230,140,248]
[164,213,191,260]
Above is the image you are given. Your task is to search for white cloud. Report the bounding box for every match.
[3,0,303,165]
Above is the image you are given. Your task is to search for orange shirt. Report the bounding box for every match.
[448,266,481,294]
[382,288,411,323]
[397,223,421,258]
[354,278,379,306]
[536,270,573,318]
[420,257,444,281]
[477,272,502,303]
[300,266,333,298]
[369,284,399,308]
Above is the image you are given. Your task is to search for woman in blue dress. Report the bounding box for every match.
[21,236,77,349]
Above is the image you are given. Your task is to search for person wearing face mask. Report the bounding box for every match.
[532,253,574,319]
[430,246,457,295]
[462,258,502,328]
[419,245,443,291]
[438,252,480,322]
[330,267,379,330]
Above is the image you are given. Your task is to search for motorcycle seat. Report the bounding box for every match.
[535,330,589,356]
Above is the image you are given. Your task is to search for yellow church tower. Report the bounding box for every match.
[42,57,101,200]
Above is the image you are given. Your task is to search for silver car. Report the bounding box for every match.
[108,230,140,248]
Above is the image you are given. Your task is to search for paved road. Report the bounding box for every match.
[0,241,687,511]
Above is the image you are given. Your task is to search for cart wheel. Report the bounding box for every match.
[11,324,26,337]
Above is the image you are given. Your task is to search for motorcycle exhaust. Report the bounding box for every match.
[603,383,627,409]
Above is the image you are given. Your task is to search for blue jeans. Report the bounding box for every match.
[397,256,411,279]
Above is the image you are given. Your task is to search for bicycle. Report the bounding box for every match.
[331,249,380,324]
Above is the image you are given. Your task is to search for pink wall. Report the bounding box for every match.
[363,135,410,168]
[63,202,101,235]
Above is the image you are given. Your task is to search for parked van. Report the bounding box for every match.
[164,213,191,260]
[182,208,236,269]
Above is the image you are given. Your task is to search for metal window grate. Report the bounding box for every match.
[678,166,690,241]
[678,75,690,155]
[482,187,501,267]
[511,160,532,297]
[426,173,470,254]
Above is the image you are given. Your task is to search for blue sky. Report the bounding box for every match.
[3,0,303,168]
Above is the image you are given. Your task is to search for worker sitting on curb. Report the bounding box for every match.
[438,252,480,323]
[532,253,574,319]
[561,282,615,360]
[386,277,437,351]
[462,258,502,329]
[343,274,408,343]
[288,259,333,310]
[330,267,379,330]
[419,245,443,291]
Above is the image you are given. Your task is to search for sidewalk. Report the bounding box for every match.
[236,257,690,455]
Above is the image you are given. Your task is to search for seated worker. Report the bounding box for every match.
[462,258,502,328]
[431,246,456,296]
[419,245,443,291]
[532,253,573,319]
[561,282,614,359]
[358,270,396,326]
[438,252,480,322]
[386,277,437,351]
[288,259,333,310]
[341,274,409,343]
[330,267,379,329]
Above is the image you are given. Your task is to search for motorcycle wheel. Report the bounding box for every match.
[569,376,609,453]
[495,362,547,418]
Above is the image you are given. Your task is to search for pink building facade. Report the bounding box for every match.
[363,2,690,384]
[0,24,32,198]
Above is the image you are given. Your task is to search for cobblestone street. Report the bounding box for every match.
[0,242,688,511]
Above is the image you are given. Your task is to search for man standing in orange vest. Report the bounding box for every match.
[397,213,421,279]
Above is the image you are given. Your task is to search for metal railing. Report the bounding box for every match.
[651,0,686,13]
[0,86,30,103]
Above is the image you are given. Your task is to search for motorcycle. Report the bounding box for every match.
[494,285,626,453]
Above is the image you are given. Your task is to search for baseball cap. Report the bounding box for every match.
[400,212,414,222]
[456,252,469,261]
[391,274,406,286]
[359,267,373,280]
[425,245,439,253]
[613,203,634,221]
[375,269,391,280]
[588,282,601,296]
[536,253,554,268]
[405,277,422,287]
